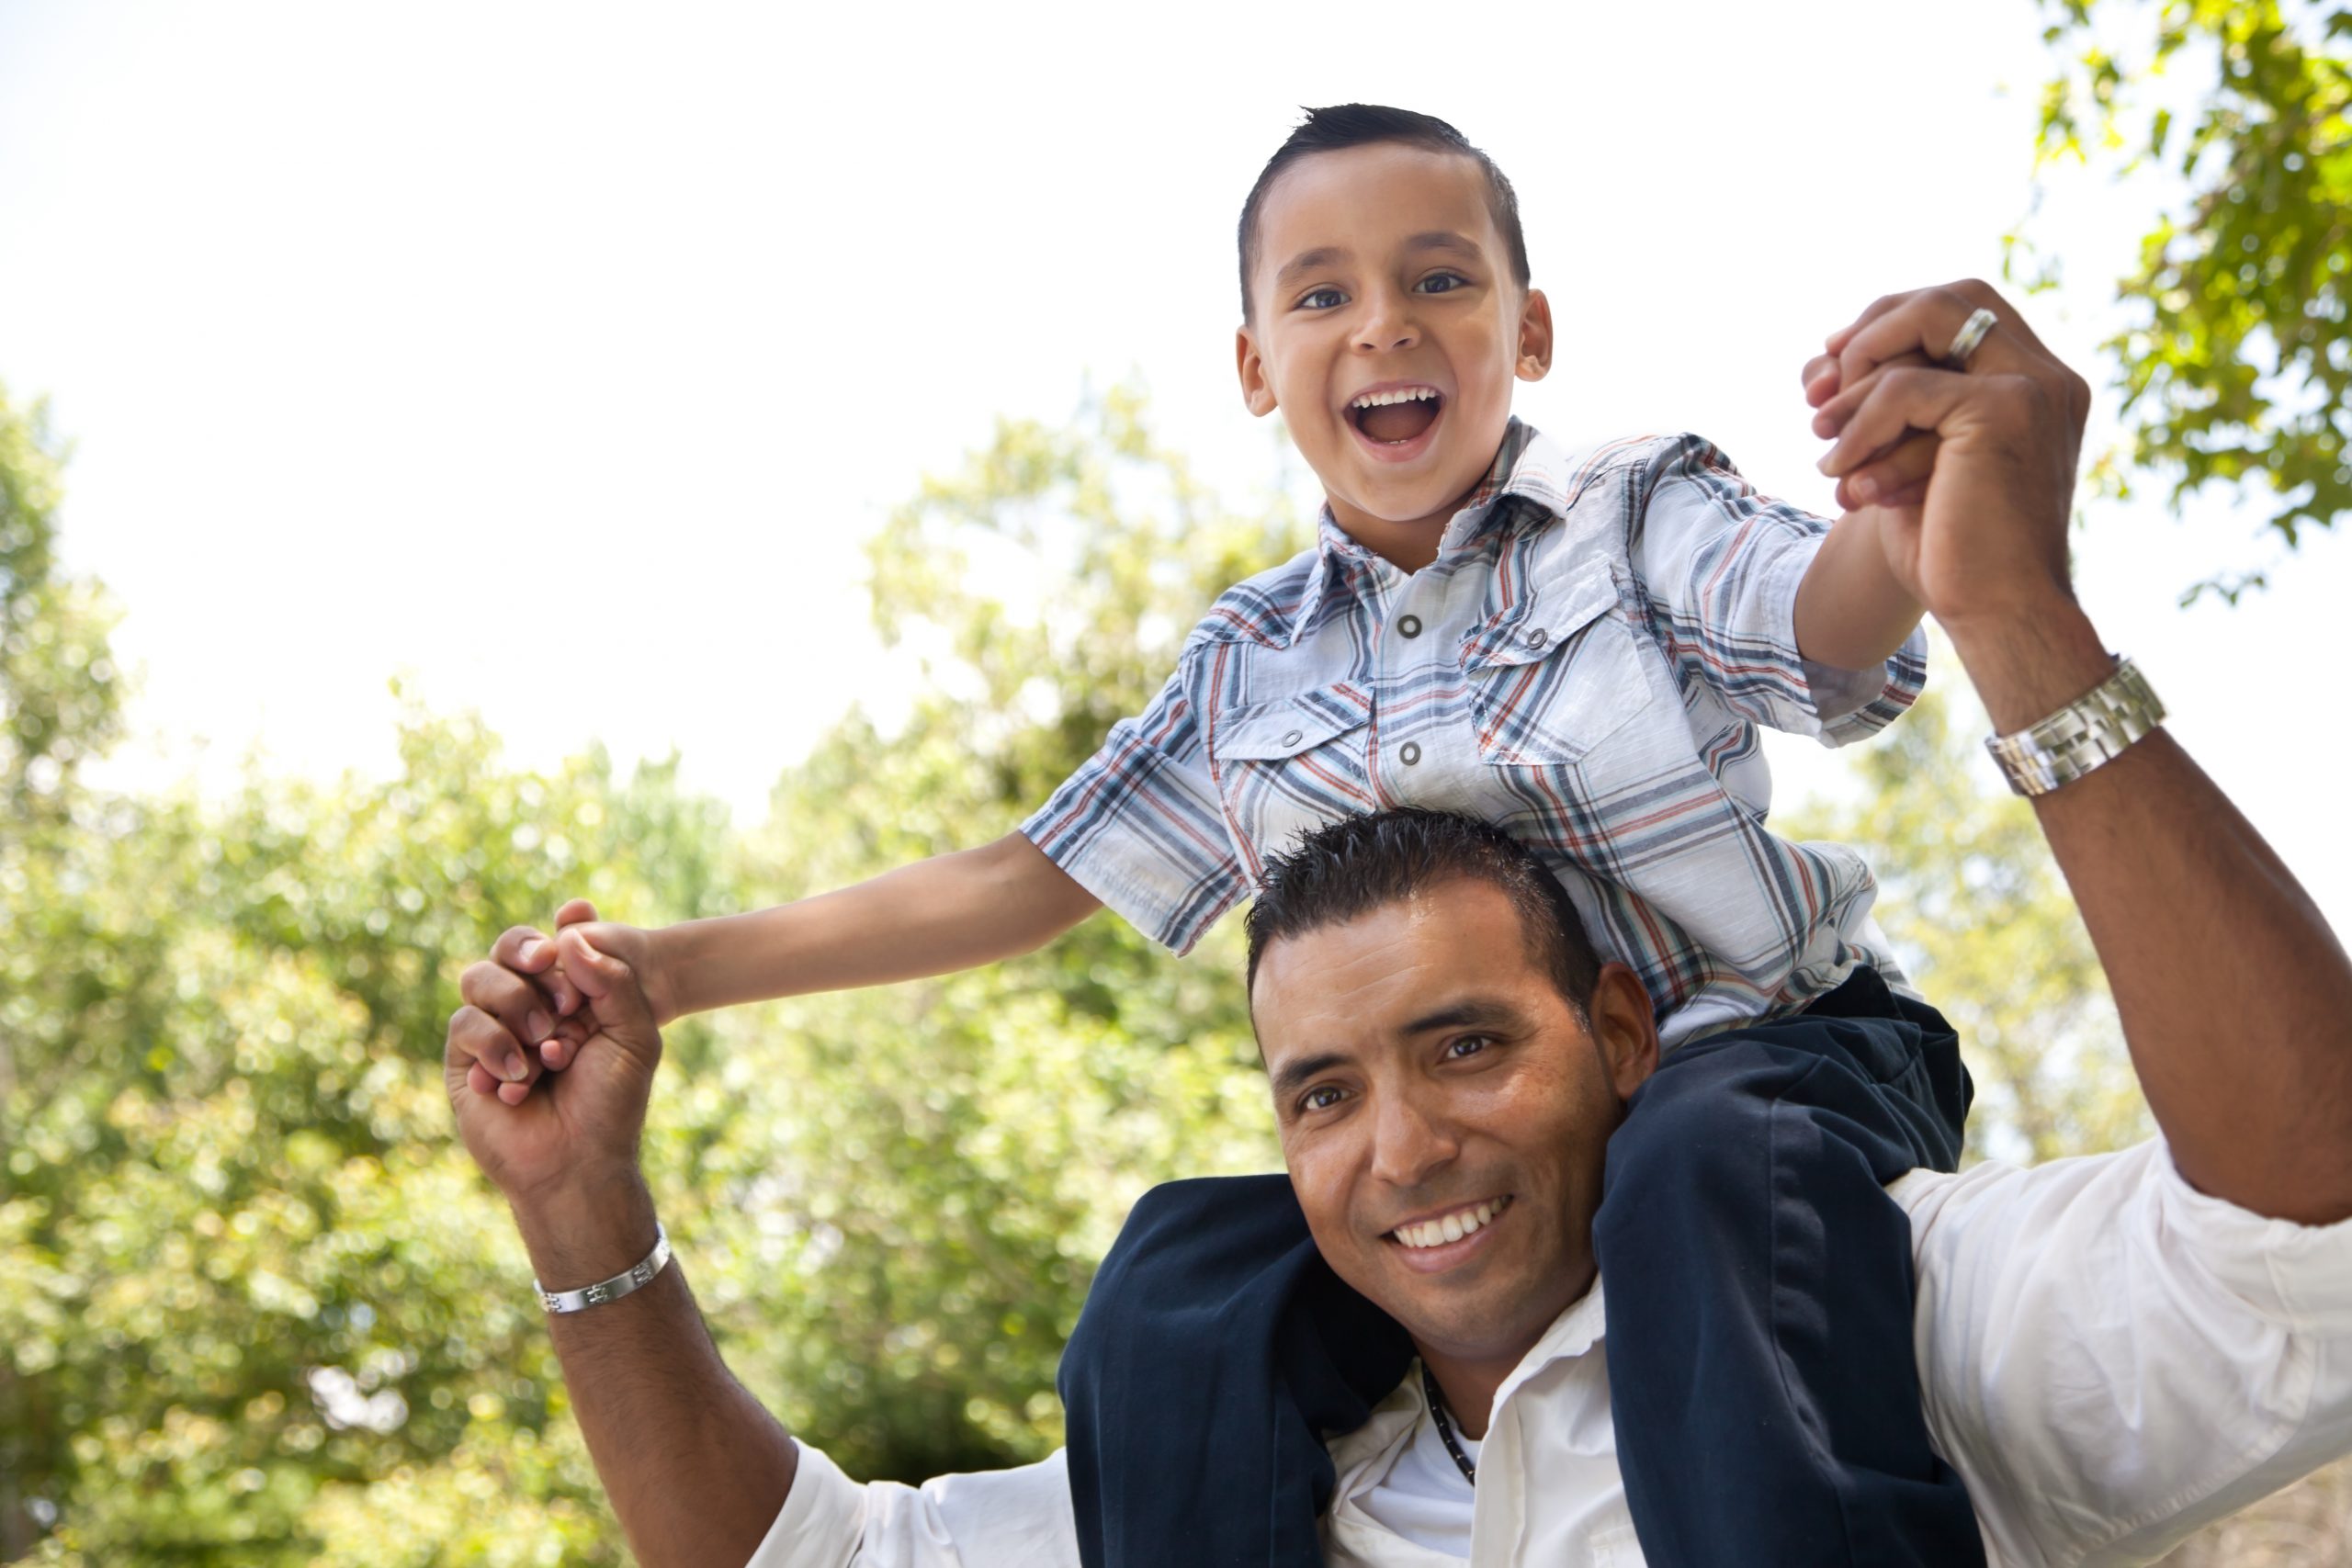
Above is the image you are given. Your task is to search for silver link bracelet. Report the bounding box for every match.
[1984,657,2166,797]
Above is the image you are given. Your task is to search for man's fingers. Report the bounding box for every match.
[1815,366,1976,479]
[1813,348,1941,438]
[1834,283,2035,400]
[460,953,563,1051]
[447,1001,537,1088]
[1837,429,1941,510]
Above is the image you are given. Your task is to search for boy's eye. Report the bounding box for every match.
[1417,272,1467,295]
[1299,288,1347,310]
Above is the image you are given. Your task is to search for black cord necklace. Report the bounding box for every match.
[1421,1361,1477,1487]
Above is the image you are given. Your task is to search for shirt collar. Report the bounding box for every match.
[1290,419,1571,649]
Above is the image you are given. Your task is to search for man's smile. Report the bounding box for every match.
[1382,1192,1513,1272]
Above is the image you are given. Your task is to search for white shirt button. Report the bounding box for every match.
[1400,742,1422,765]
[1281,728,1304,749]
[1523,626,1549,649]
[1398,615,1423,638]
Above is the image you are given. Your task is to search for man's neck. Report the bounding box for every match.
[1415,1338,1536,1442]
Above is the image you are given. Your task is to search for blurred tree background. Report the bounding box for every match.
[2,358,2341,1565]
[2028,0,2352,603]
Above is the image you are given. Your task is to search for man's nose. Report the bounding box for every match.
[1353,286,1420,355]
[1366,1089,1460,1190]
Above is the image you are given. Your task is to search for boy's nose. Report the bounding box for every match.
[1354,290,1421,354]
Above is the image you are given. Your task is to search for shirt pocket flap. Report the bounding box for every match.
[1210,685,1373,761]
[1461,557,1620,675]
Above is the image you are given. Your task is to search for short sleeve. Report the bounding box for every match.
[1894,1143,2352,1566]
[748,1443,1082,1568]
[1021,649,1250,955]
[1629,434,1924,748]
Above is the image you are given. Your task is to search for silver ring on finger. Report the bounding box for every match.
[1943,307,1997,370]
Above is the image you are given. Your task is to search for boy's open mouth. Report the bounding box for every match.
[1350,385,1444,446]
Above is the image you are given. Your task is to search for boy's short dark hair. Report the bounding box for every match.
[1244,807,1603,1016]
[1237,104,1532,321]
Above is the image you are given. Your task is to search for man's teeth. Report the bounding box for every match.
[1392,1198,1509,1249]
[1351,387,1440,409]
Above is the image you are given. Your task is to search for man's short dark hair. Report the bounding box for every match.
[1244,808,1603,1015]
[1237,104,1532,321]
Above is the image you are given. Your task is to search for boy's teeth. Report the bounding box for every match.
[1351,387,1439,409]
[1392,1197,1507,1249]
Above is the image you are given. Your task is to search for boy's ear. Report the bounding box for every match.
[1588,962,1659,1101]
[1237,325,1279,418]
[1516,287,1555,384]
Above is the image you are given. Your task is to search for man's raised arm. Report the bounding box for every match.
[1809,282,2352,1224]
[444,905,808,1568]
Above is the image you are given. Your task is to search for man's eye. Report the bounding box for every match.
[1417,273,1466,295]
[1301,1085,1345,1112]
[1444,1035,1493,1060]
[1299,288,1347,310]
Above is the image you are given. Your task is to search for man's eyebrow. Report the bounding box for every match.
[1269,1049,1351,1103]
[1399,998,1520,1036]
[1272,245,1349,292]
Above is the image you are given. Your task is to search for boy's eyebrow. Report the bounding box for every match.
[1402,230,1484,261]
[1272,246,1350,293]
[1272,231,1488,294]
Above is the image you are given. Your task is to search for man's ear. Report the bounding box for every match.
[1516,287,1555,384]
[1587,962,1658,1100]
[1237,324,1279,418]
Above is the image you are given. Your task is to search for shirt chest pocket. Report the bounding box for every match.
[1207,684,1375,864]
[1461,558,1657,767]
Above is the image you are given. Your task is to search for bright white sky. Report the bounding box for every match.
[4,1,2346,935]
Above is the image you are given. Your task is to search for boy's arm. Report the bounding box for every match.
[1791,507,1925,672]
[655,833,1100,1017]
[483,839,1101,1086]
[487,649,1244,1087]
[1626,434,1924,746]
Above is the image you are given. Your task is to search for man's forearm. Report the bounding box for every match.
[512,1175,798,1568]
[1947,599,2352,1224]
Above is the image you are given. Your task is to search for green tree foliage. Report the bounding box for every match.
[2030,1,2352,600]
[0,389,1296,1561]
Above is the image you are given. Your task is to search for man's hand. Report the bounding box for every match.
[1803,280,2093,641]
[446,900,666,1202]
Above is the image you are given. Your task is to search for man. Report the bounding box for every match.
[446,280,2352,1566]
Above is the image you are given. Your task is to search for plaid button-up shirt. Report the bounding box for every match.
[1022,422,1927,1043]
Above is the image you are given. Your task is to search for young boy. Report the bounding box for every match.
[508,106,1980,1565]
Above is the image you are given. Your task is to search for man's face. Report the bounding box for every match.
[1237,142,1554,561]
[1252,881,1655,1368]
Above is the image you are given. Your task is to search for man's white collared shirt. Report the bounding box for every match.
[750,1140,2352,1567]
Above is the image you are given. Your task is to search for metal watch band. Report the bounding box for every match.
[1984,657,2165,797]
[536,1223,671,1314]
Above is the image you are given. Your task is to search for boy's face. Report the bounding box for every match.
[1238,143,1553,567]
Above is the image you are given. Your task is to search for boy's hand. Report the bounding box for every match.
[531,916,677,1071]
[446,905,667,1203]
[454,902,680,1096]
